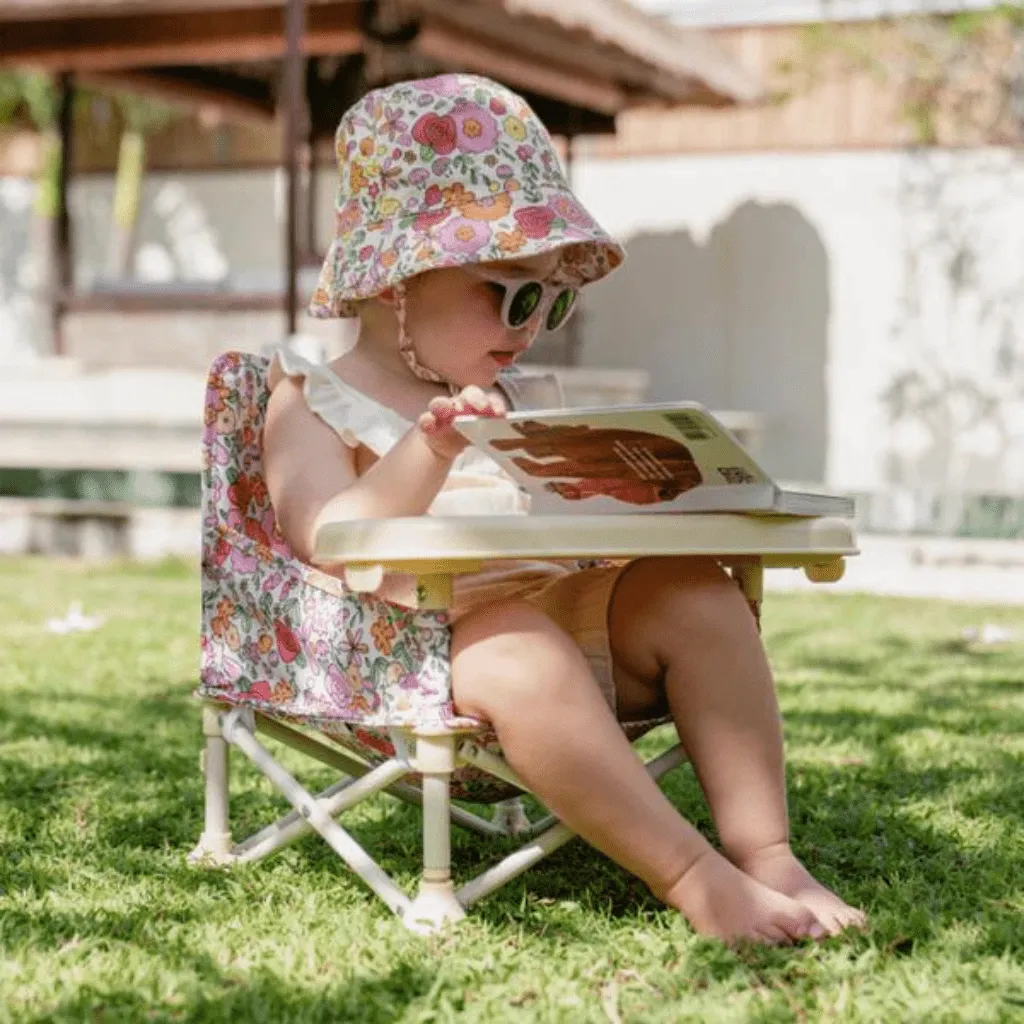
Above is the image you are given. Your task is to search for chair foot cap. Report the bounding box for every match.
[188,832,236,867]
[405,881,466,934]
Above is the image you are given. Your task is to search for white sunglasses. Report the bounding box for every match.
[468,269,579,332]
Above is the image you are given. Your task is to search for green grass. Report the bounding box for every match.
[1,557,1023,1023]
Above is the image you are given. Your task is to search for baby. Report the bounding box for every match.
[262,73,866,945]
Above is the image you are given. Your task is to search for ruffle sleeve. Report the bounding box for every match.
[274,345,406,458]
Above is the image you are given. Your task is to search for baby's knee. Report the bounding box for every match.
[451,600,582,719]
[619,557,751,636]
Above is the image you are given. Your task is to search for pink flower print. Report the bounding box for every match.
[359,245,375,261]
[516,144,535,162]
[438,217,490,255]
[385,662,421,692]
[341,628,369,664]
[274,619,302,664]
[325,664,356,711]
[381,104,408,140]
[210,536,231,569]
[335,200,362,237]
[451,101,498,153]
[412,112,457,155]
[431,158,450,176]
[419,74,464,97]
[230,546,259,574]
[264,514,291,558]
[247,680,273,702]
[209,438,231,467]
[208,645,243,686]
[408,167,429,186]
[380,159,403,191]
[413,209,449,233]
[261,571,283,593]
[550,195,594,228]
[424,184,443,207]
[489,97,507,115]
[514,206,557,240]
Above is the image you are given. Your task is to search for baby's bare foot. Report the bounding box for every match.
[664,848,828,946]
[732,842,867,936]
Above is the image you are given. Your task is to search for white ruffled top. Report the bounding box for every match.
[275,345,561,517]
[274,343,570,610]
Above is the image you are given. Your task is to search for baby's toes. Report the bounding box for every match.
[835,905,868,932]
[780,904,827,942]
[801,893,866,936]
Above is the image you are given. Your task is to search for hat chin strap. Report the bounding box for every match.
[395,282,458,393]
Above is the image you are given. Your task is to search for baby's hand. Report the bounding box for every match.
[417,385,506,461]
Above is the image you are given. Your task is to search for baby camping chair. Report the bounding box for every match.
[191,351,853,933]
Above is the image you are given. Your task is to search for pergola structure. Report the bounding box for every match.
[0,0,761,348]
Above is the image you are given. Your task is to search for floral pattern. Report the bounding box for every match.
[309,74,625,319]
[198,351,543,799]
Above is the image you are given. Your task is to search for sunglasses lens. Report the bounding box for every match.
[506,282,543,327]
[546,289,577,331]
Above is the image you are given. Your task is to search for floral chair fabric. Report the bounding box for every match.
[198,351,536,801]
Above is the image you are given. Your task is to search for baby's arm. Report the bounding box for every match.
[263,378,502,562]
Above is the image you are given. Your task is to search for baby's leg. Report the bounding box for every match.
[452,601,825,945]
[609,557,866,936]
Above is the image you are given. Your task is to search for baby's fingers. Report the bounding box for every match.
[453,385,490,415]
[484,392,507,418]
[454,387,507,419]
[424,396,459,428]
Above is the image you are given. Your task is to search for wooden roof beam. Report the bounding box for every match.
[0,4,361,71]
[412,0,700,106]
[415,21,627,115]
[80,68,277,121]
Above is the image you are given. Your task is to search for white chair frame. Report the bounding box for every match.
[190,513,856,934]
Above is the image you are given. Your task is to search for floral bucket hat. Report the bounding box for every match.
[309,73,626,319]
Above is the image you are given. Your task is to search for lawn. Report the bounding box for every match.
[1,557,1022,1023]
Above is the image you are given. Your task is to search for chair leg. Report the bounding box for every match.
[406,733,466,934]
[188,706,235,865]
[492,797,532,837]
[732,560,764,629]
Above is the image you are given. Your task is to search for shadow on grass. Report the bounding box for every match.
[20,959,435,1024]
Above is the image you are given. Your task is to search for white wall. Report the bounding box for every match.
[572,148,1024,494]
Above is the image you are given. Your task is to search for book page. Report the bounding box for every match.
[455,403,778,515]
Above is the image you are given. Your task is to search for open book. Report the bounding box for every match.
[454,402,855,517]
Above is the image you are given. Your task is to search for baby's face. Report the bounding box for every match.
[404,251,561,388]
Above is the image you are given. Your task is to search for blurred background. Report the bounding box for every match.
[0,0,1022,596]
